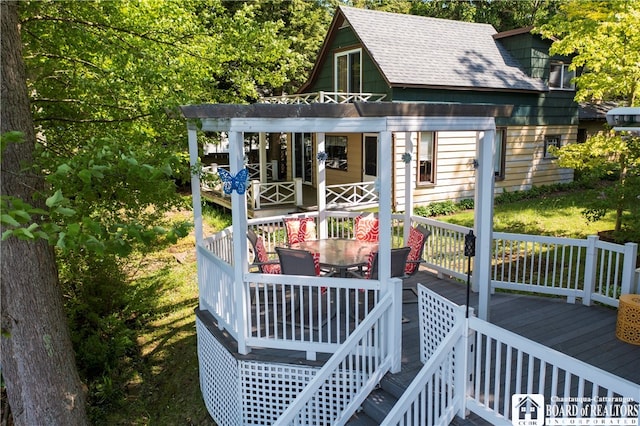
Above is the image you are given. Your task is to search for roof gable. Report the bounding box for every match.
[304,6,547,93]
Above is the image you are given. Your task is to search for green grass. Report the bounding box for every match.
[100,206,229,425]
[439,187,617,239]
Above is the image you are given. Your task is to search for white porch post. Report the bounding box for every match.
[229,130,250,355]
[474,128,496,321]
[259,132,267,183]
[403,131,415,242]
[317,132,328,239]
[379,130,401,373]
[188,124,203,247]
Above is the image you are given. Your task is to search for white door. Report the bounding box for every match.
[363,134,377,182]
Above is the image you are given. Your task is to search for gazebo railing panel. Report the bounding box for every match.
[197,244,238,340]
[244,273,380,358]
[411,216,471,281]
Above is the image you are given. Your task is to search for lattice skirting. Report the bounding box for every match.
[198,316,352,425]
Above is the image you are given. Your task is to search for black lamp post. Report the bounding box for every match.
[464,230,476,318]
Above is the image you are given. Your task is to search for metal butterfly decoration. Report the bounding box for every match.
[218,168,249,195]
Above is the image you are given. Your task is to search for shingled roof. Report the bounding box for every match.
[312,6,547,93]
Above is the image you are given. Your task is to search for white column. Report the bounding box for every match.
[379,130,400,373]
[187,125,203,246]
[229,130,250,355]
[259,132,267,183]
[474,128,496,321]
[403,131,414,242]
[317,132,327,239]
[378,130,393,280]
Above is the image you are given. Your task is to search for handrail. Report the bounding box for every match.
[382,320,466,426]
[274,294,394,425]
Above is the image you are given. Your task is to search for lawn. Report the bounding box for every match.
[102,188,618,424]
[439,187,617,239]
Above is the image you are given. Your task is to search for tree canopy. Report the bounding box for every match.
[536,0,640,105]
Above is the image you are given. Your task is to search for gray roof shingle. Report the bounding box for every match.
[339,6,547,92]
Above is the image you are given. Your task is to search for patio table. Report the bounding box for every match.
[292,238,378,278]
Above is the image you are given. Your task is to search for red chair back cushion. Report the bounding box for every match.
[405,227,426,274]
[354,215,379,242]
[284,218,317,245]
[255,237,280,274]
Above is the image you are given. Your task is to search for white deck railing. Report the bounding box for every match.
[259,91,387,105]
[326,181,379,208]
[201,214,638,350]
[382,286,640,425]
[412,217,639,308]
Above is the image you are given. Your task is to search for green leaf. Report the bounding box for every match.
[2,229,13,240]
[54,207,76,217]
[1,214,21,227]
[10,209,31,222]
[55,163,72,175]
[14,228,34,240]
[78,169,92,183]
[67,222,81,236]
[46,190,65,208]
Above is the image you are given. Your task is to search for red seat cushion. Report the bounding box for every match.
[284,217,317,245]
[405,227,426,275]
[354,215,379,242]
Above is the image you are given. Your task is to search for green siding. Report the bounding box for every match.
[310,26,391,97]
[306,26,577,126]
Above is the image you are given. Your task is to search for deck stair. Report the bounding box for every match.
[346,369,494,425]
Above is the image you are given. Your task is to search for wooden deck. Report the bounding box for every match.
[199,266,639,424]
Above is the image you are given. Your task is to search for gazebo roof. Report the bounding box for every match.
[180,102,513,120]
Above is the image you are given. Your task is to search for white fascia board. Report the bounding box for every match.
[226,117,388,133]
[200,118,231,132]
[386,116,496,132]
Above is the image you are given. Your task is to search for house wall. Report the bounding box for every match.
[392,125,575,209]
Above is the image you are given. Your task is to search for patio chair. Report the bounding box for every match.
[247,229,281,274]
[405,225,431,276]
[354,213,379,242]
[275,247,321,276]
[403,225,432,295]
[362,246,411,280]
[350,247,411,322]
[283,217,317,246]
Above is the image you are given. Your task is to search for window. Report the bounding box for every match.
[544,135,562,158]
[335,49,361,93]
[326,135,348,170]
[494,128,507,179]
[549,62,575,90]
[417,131,436,184]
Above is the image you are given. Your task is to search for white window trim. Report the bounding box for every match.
[549,62,575,91]
[334,48,362,93]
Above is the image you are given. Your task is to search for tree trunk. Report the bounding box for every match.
[1,2,88,425]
